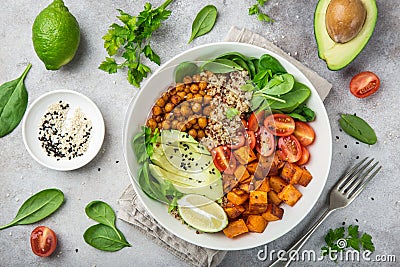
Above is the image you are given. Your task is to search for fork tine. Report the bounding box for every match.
[345,161,379,197]
[348,165,381,200]
[339,158,374,193]
[336,157,369,190]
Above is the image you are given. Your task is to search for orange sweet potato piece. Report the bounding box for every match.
[222,174,239,194]
[280,162,304,184]
[227,188,249,205]
[278,184,302,206]
[269,176,288,193]
[297,167,313,187]
[256,178,270,192]
[248,191,268,214]
[268,190,282,206]
[223,203,245,220]
[223,219,249,238]
[262,204,284,221]
[246,161,258,174]
[246,215,268,233]
[234,165,250,182]
[233,146,257,165]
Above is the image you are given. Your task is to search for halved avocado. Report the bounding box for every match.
[314,0,378,70]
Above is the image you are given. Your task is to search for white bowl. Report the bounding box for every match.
[123,42,332,250]
[22,90,105,171]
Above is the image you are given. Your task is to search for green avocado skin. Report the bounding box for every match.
[314,0,378,70]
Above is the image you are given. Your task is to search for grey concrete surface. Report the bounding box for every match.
[0,0,399,266]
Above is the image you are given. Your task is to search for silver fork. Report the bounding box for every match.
[269,157,382,267]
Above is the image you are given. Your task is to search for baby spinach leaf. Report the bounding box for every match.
[265,73,294,95]
[0,188,64,230]
[0,63,31,137]
[339,114,377,145]
[85,201,121,239]
[201,59,243,73]
[174,62,199,83]
[267,82,311,112]
[288,104,316,122]
[258,54,286,74]
[188,5,218,43]
[83,224,131,252]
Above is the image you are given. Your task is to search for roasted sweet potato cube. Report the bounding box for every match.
[262,154,285,176]
[249,191,268,214]
[222,174,239,193]
[256,178,270,192]
[223,203,245,220]
[227,188,249,205]
[297,167,313,187]
[239,183,250,193]
[278,184,302,206]
[240,174,253,184]
[246,215,268,233]
[233,146,257,165]
[280,162,304,184]
[269,176,288,193]
[268,191,282,206]
[234,165,250,182]
[246,161,258,174]
[262,204,284,221]
[223,219,249,238]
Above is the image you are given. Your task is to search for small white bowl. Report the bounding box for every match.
[22,90,105,171]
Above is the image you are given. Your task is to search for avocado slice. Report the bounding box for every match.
[314,0,377,70]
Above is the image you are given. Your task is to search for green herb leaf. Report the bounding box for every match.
[188,5,218,43]
[83,224,131,252]
[174,62,200,83]
[248,1,274,23]
[85,201,121,239]
[99,57,119,74]
[0,63,31,138]
[0,188,64,230]
[360,233,375,252]
[226,108,239,119]
[265,73,295,95]
[143,45,161,65]
[339,114,377,145]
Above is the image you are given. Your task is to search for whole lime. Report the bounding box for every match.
[32,0,80,70]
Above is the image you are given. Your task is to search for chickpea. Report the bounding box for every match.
[176,83,185,92]
[203,105,212,116]
[192,74,201,82]
[192,102,202,113]
[192,124,200,130]
[156,98,165,107]
[203,95,212,104]
[198,117,207,128]
[184,85,191,93]
[197,129,205,139]
[171,95,181,105]
[188,115,197,125]
[185,122,192,129]
[164,103,174,113]
[162,120,171,130]
[180,105,191,116]
[186,93,193,100]
[157,122,162,129]
[177,122,186,132]
[147,118,157,130]
[199,90,206,96]
[183,76,192,84]
[177,116,184,122]
[169,87,177,95]
[188,129,197,139]
[173,107,181,117]
[162,92,170,101]
[152,105,163,116]
[177,91,186,99]
[199,81,207,90]
[190,83,199,94]
[165,112,174,121]
[201,76,208,82]
[155,115,163,123]
[171,120,179,129]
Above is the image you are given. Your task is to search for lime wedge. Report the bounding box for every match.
[177,194,228,233]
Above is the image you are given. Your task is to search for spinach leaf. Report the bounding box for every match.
[188,5,217,43]
[201,59,243,73]
[267,82,311,113]
[85,201,121,239]
[0,188,64,230]
[83,224,131,252]
[0,63,31,137]
[288,104,316,122]
[265,73,294,95]
[339,114,377,145]
[216,52,248,61]
[258,54,286,74]
[132,130,147,164]
[174,62,199,83]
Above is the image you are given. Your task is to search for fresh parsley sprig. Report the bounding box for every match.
[321,225,375,260]
[248,0,274,23]
[99,0,174,88]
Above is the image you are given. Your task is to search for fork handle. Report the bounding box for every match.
[269,208,334,267]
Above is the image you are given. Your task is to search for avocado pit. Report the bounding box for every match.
[325,0,367,43]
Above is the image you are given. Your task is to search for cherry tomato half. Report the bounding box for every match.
[247,110,266,132]
[211,146,236,175]
[30,226,57,257]
[350,71,380,98]
[278,135,302,163]
[229,132,246,150]
[293,121,315,146]
[255,126,275,157]
[297,146,310,165]
[264,114,295,136]
[246,130,256,150]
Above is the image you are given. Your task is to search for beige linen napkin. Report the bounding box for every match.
[117,26,332,267]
